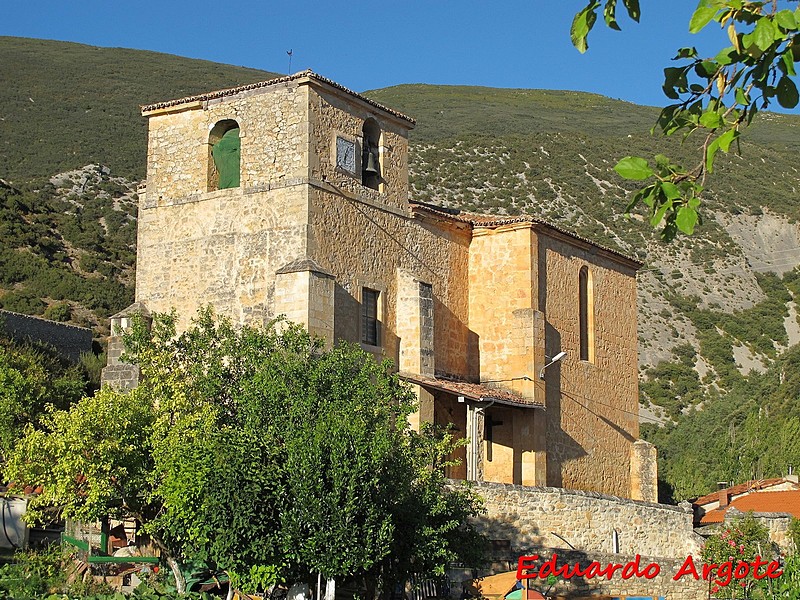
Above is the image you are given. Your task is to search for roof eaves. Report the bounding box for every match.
[409,201,642,268]
[398,372,543,409]
[141,70,416,125]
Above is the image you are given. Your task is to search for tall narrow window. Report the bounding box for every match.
[361,118,381,190]
[579,266,594,362]
[361,288,380,346]
[208,120,241,191]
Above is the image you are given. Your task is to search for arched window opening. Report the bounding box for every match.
[208,120,241,191]
[579,266,595,363]
[361,118,381,190]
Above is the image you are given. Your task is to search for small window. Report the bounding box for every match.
[579,266,594,362]
[361,288,380,346]
[208,120,240,191]
[361,118,381,190]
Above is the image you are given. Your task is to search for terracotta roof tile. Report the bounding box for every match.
[399,372,543,408]
[141,70,415,125]
[700,490,800,524]
[694,478,787,506]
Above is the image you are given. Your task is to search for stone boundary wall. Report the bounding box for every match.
[725,508,796,551]
[477,548,707,600]
[468,481,704,559]
[0,310,93,362]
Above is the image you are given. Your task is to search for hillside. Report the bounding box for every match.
[2,38,800,500]
[0,37,279,182]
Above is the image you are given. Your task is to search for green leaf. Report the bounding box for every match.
[663,67,688,99]
[777,75,800,108]
[571,1,601,53]
[675,204,699,235]
[706,137,720,173]
[714,46,738,66]
[689,5,719,34]
[650,196,673,228]
[753,17,778,51]
[782,50,797,77]
[717,127,738,153]
[696,60,719,77]
[674,46,699,59]
[614,156,654,180]
[699,110,723,128]
[735,87,750,105]
[622,0,640,22]
[661,181,682,200]
[604,0,621,31]
[776,10,797,32]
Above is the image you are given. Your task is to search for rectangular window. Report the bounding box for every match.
[361,288,380,346]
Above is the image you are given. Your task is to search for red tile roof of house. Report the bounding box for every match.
[694,478,786,506]
[700,490,800,524]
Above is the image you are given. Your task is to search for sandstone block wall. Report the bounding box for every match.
[135,185,309,330]
[307,187,473,377]
[481,549,707,599]
[308,84,410,211]
[143,82,309,202]
[472,481,704,559]
[537,231,640,496]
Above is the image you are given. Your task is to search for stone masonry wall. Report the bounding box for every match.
[135,185,309,330]
[0,310,92,362]
[484,549,707,599]
[307,187,473,379]
[144,82,309,203]
[537,230,640,497]
[472,481,704,559]
[308,84,410,211]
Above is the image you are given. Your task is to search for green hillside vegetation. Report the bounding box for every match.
[642,342,800,501]
[0,37,278,182]
[0,169,136,331]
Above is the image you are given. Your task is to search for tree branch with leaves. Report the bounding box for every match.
[573,0,799,240]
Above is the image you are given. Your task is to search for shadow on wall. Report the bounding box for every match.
[542,321,587,488]
[470,513,604,597]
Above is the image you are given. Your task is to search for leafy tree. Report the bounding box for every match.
[0,336,88,468]
[573,0,800,239]
[9,309,484,596]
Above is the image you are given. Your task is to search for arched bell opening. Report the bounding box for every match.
[208,119,241,191]
[361,118,381,191]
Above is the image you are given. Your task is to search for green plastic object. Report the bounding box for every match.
[212,127,241,189]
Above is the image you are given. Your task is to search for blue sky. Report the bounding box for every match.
[1,1,742,107]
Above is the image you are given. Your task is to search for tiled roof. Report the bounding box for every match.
[141,70,415,125]
[700,490,800,524]
[409,201,642,268]
[399,372,543,408]
[694,478,786,506]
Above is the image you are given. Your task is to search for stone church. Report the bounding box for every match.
[103,71,656,502]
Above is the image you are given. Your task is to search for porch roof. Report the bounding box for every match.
[399,372,544,409]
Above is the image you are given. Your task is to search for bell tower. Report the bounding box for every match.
[130,71,414,340]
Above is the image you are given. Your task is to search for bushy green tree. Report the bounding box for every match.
[9,309,484,596]
[0,336,88,468]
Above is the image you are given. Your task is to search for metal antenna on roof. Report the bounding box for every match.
[287,49,293,74]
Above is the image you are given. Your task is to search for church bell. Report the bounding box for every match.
[364,148,379,175]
